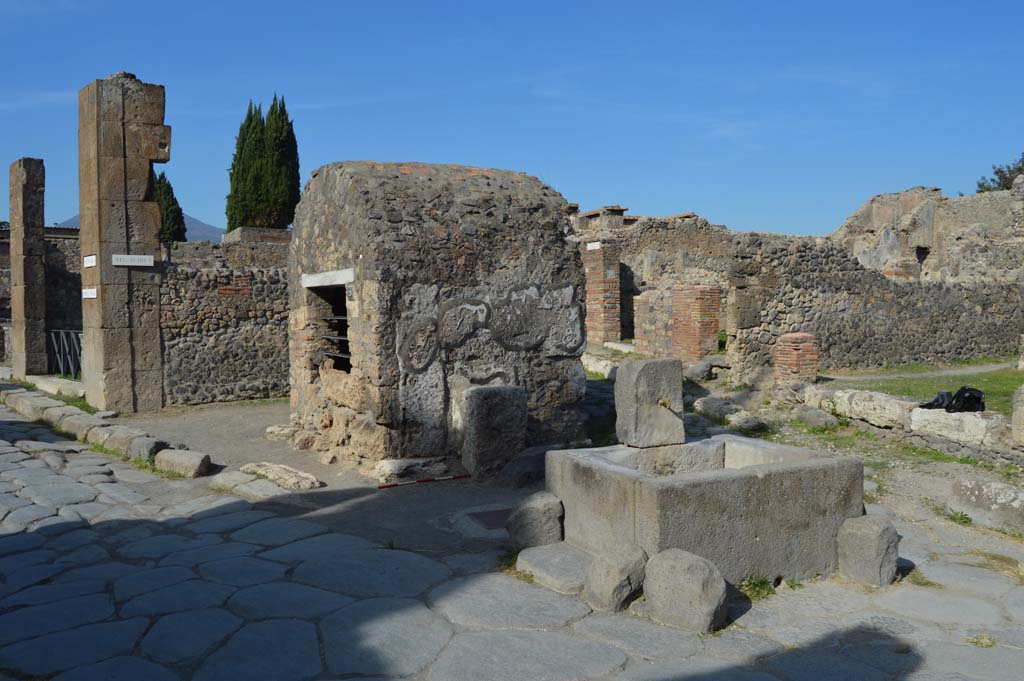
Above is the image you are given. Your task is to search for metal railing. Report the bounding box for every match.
[48,329,83,378]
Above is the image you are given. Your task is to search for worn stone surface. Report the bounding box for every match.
[641,549,727,632]
[949,476,1024,533]
[837,515,900,586]
[290,161,585,468]
[293,548,450,597]
[428,573,590,629]
[516,541,591,594]
[693,396,742,422]
[582,544,646,612]
[429,630,627,681]
[322,598,452,677]
[154,449,211,478]
[794,405,839,430]
[140,608,242,664]
[615,359,685,447]
[505,490,563,549]
[238,462,321,490]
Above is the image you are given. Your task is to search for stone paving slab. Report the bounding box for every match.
[0,404,1021,679]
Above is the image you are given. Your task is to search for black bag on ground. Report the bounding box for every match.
[919,386,985,412]
[946,386,985,413]
[919,391,953,410]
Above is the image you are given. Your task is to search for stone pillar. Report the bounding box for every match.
[773,332,819,384]
[582,241,621,344]
[672,284,722,362]
[9,158,48,378]
[78,72,170,412]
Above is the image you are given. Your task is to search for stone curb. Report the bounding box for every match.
[0,385,188,475]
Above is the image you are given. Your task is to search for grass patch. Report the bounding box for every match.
[896,444,976,466]
[49,393,97,414]
[842,367,1024,417]
[784,579,804,590]
[969,551,1024,585]
[497,549,534,583]
[906,568,941,588]
[966,633,997,648]
[830,355,1017,377]
[946,509,973,526]
[739,576,776,601]
[585,369,611,381]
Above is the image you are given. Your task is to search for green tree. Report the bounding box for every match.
[0,221,8,230]
[150,169,186,242]
[976,151,1024,192]
[225,96,300,230]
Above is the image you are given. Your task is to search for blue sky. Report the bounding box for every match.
[1,1,1021,235]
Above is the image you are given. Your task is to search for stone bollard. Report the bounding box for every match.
[455,385,527,476]
[505,491,563,549]
[638,549,727,632]
[614,359,685,447]
[773,332,820,384]
[837,515,900,586]
[582,545,646,612]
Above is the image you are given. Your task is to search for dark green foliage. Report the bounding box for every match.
[0,221,9,230]
[226,96,300,231]
[150,169,186,242]
[976,151,1024,192]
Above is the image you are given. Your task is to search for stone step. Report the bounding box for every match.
[516,542,592,595]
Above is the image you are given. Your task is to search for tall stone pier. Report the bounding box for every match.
[78,72,170,411]
[9,158,48,378]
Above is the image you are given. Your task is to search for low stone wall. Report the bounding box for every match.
[804,385,1023,466]
[160,241,289,405]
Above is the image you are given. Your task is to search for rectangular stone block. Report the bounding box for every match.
[125,123,171,162]
[909,408,1007,449]
[614,359,685,447]
[455,385,527,476]
[98,156,151,201]
[546,446,643,555]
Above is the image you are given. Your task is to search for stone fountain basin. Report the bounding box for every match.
[546,435,863,584]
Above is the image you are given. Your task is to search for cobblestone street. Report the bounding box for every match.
[0,402,1022,680]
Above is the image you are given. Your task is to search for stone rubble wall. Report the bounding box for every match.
[727,235,1023,377]
[634,289,673,357]
[290,161,586,467]
[43,234,82,332]
[159,241,290,406]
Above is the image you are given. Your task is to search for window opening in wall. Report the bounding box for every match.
[315,285,351,372]
[915,246,930,265]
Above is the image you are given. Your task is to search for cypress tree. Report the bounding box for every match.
[225,96,299,231]
[150,169,187,242]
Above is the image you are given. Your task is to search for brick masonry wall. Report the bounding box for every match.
[673,284,721,362]
[582,243,621,344]
[773,332,820,383]
[160,241,289,405]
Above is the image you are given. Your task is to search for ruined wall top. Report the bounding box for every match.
[292,161,579,286]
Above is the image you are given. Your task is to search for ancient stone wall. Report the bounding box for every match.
[44,233,82,331]
[634,289,673,357]
[290,161,585,470]
[159,241,289,405]
[727,235,1023,377]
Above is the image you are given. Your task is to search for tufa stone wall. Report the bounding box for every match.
[290,161,585,470]
[159,241,289,405]
[634,289,673,357]
[726,234,1023,378]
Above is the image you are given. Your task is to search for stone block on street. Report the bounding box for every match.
[506,491,563,549]
[154,450,212,478]
[837,515,900,586]
[455,385,527,476]
[615,359,685,447]
[640,548,727,632]
[582,544,646,612]
[239,462,322,490]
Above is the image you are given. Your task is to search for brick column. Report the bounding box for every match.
[79,72,170,411]
[773,332,819,383]
[9,158,48,378]
[582,241,620,344]
[672,284,722,362]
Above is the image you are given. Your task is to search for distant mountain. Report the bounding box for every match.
[58,213,226,243]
